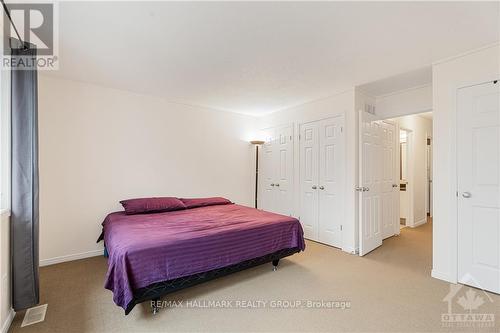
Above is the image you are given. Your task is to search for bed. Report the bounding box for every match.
[97,199,305,315]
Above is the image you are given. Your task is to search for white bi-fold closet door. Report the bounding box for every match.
[259,124,294,216]
[457,81,499,294]
[299,116,345,248]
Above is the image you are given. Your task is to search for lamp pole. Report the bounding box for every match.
[250,140,265,209]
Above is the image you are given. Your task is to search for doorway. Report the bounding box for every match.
[359,111,433,255]
[395,113,433,230]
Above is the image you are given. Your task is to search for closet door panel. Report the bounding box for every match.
[259,129,276,212]
[275,125,294,216]
[299,122,319,241]
[318,117,344,248]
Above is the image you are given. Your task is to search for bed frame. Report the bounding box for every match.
[123,247,301,315]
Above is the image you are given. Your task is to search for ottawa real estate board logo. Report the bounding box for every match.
[441,275,496,329]
[2,1,59,70]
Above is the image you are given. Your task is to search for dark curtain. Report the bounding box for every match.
[10,40,39,310]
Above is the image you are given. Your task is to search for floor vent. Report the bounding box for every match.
[21,304,48,327]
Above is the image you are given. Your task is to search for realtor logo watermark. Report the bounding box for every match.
[441,275,496,329]
[152,299,352,310]
[2,1,59,69]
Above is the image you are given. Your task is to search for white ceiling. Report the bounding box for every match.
[43,1,500,115]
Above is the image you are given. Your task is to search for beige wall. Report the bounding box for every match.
[38,75,257,264]
[432,43,500,283]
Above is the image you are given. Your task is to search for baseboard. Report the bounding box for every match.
[431,269,454,283]
[410,218,427,228]
[39,249,103,267]
[342,246,359,255]
[1,309,15,333]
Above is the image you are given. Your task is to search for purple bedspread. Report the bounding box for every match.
[101,204,305,310]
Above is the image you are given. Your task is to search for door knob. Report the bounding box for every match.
[270,183,275,187]
[355,187,363,192]
[275,183,280,187]
[312,185,317,189]
[392,184,399,188]
[462,192,471,198]
[363,187,370,192]
[319,186,325,190]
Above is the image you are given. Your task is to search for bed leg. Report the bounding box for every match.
[151,298,160,315]
[272,259,279,271]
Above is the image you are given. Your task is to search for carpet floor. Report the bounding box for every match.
[9,220,500,332]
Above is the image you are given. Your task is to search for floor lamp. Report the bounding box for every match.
[250,140,265,208]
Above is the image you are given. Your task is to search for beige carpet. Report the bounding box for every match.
[9,220,500,332]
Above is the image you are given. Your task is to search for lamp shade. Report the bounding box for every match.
[250,140,265,145]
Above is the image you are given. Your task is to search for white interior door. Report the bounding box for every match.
[259,129,276,212]
[359,111,383,256]
[299,122,319,241]
[457,81,500,294]
[380,121,399,239]
[274,125,294,215]
[317,117,344,247]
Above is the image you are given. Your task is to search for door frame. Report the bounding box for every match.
[426,134,433,218]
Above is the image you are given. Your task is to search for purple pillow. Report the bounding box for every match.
[120,197,186,215]
[180,197,232,209]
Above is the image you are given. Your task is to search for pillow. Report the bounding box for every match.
[120,197,186,215]
[180,197,232,209]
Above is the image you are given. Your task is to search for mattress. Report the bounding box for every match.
[100,203,305,310]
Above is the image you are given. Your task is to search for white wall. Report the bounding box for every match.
[393,114,432,227]
[375,84,432,119]
[0,213,13,333]
[432,43,500,283]
[38,75,257,264]
[257,90,358,253]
